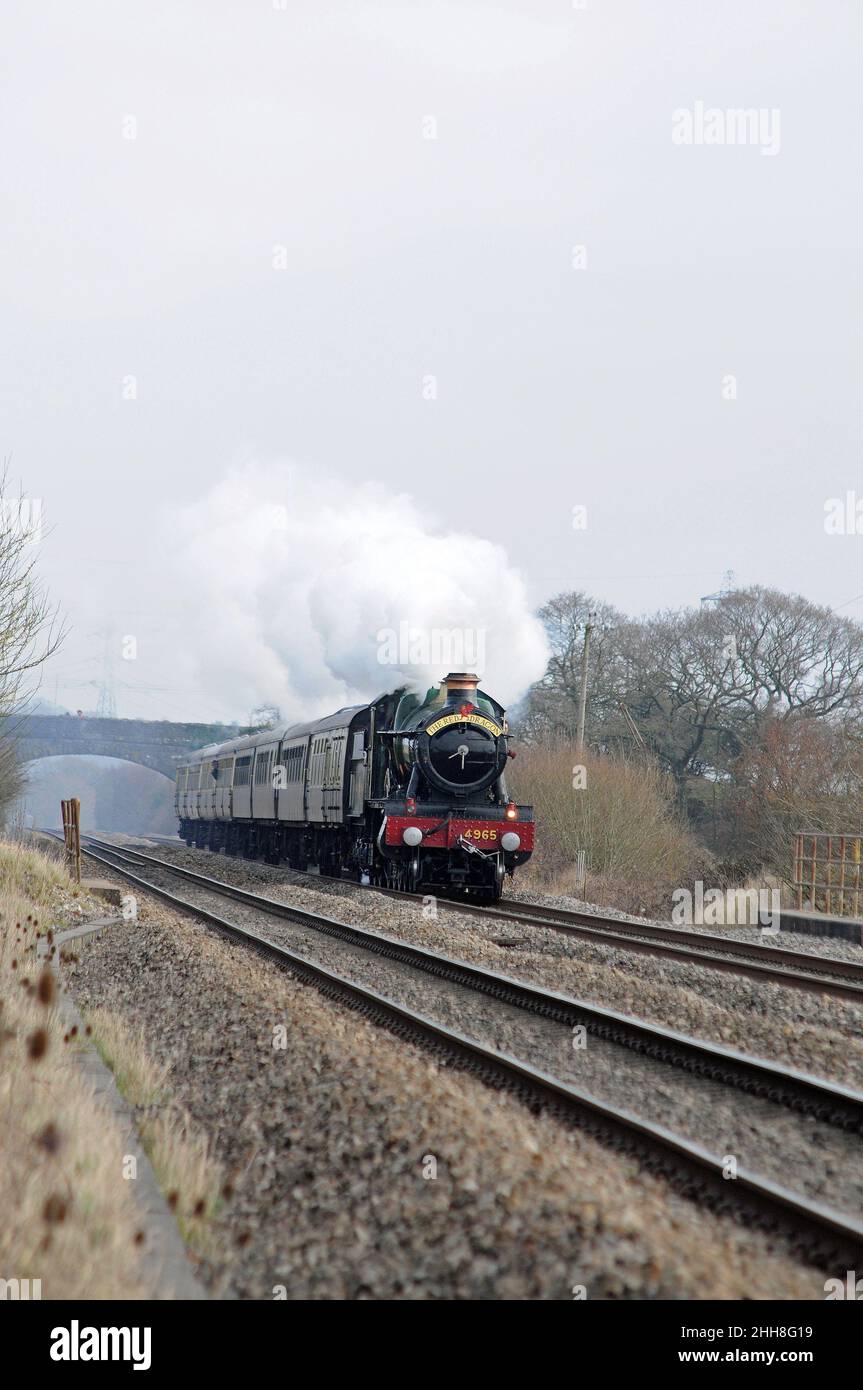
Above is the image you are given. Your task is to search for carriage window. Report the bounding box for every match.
[284,746,303,781]
[255,751,274,785]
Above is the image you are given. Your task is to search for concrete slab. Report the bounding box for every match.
[52,916,122,945]
[80,878,125,906]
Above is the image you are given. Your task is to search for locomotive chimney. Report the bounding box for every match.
[442,672,479,704]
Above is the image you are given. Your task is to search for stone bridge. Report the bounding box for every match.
[3,715,239,780]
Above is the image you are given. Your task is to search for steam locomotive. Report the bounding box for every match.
[175,673,534,900]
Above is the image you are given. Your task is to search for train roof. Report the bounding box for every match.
[279,704,368,740]
[177,703,369,765]
[176,681,506,767]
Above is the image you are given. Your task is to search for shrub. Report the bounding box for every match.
[508,743,712,915]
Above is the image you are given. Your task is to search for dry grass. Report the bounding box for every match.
[0,839,73,907]
[84,1005,224,1252]
[0,834,223,1295]
[0,842,148,1299]
[139,1112,223,1251]
[86,1007,169,1107]
[510,743,713,917]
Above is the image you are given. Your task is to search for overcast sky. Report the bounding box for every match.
[3,1,862,722]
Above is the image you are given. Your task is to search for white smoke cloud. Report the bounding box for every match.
[162,460,549,723]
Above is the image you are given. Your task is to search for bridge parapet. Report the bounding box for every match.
[2,715,240,779]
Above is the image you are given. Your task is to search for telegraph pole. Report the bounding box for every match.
[575,612,595,755]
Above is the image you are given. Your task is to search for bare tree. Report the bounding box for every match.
[523,585,863,806]
[519,592,633,743]
[0,736,24,824]
[0,467,64,821]
[245,704,282,732]
[625,588,863,788]
[731,715,863,874]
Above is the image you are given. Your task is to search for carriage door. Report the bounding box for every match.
[322,735,341,822]
[349,732,366,816]
[307,738,324,822]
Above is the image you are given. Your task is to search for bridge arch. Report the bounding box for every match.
[21,751,175,785]
[18,752,180,836]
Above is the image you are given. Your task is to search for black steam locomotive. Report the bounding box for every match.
[175,673,534,900]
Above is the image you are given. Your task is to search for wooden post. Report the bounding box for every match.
[826,835,833,915]
[61,799,70,871]
[574,848,586,897]
[809,835,817,911]
[72,797,80,884]
[575,613,595,756]
[60,798,81,884]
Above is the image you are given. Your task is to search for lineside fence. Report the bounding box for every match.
[793,831,862,916]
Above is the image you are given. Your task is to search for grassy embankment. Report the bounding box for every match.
[0,839,220,1296]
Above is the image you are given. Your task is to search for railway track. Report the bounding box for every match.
[152,835,863,1003]
[355,884,863,1003]
[44,831,863,1265]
